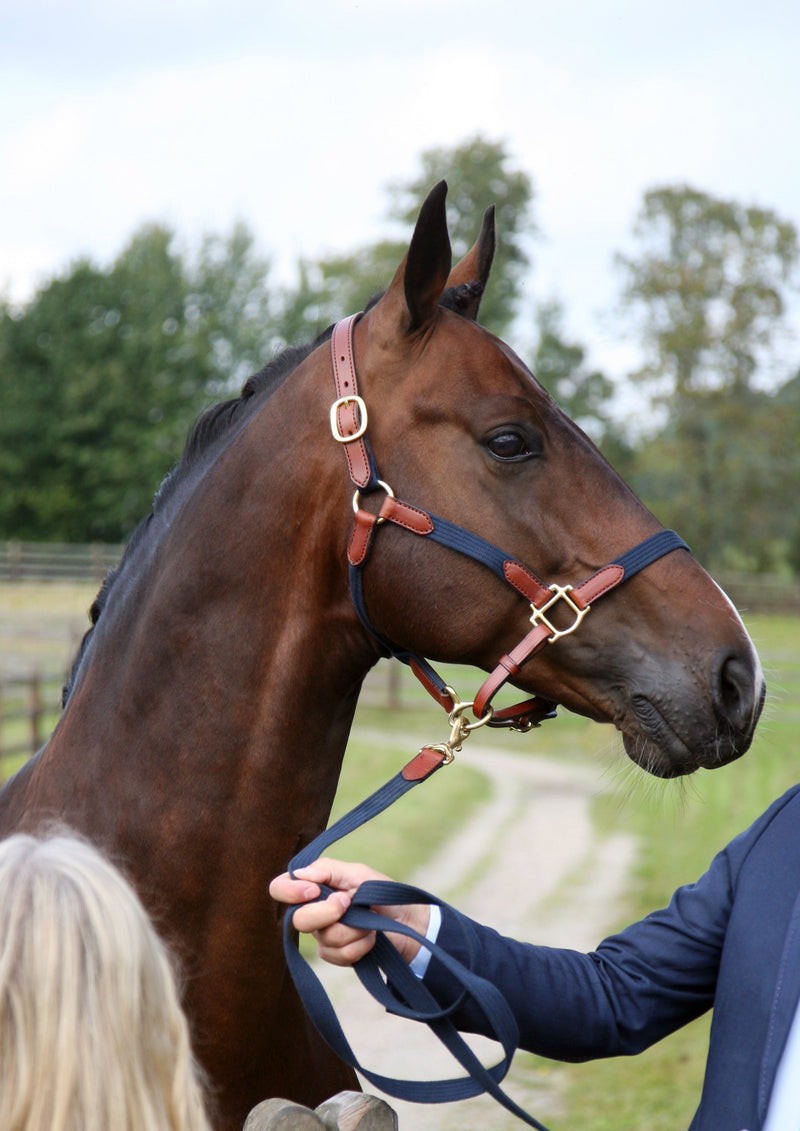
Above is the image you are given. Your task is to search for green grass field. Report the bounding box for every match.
[1,584,797,1128]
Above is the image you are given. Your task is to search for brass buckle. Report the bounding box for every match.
[530,584,590,642]
[330,395,368,442]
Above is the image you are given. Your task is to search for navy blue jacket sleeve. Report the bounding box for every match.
[422,788,800,1062]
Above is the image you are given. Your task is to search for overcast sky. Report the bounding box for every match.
[3,0,800,405]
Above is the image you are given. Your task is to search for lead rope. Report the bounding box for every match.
[284,737,554,1130]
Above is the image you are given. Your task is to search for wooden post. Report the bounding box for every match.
[316,1091,398,1131]
[30,669,42,755]
[243,1093,397,1131]
[387,661,401,710]
[243,1099,325,1131]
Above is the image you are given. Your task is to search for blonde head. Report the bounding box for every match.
[0,832,212,1131]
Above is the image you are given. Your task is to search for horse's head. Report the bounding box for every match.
[337,181,764,778]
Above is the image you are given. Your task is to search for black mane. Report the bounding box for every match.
[62,283,483,705]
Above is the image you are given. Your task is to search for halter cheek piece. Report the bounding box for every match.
[330,312,690,737]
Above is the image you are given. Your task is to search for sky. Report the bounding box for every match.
[3,0,800,412]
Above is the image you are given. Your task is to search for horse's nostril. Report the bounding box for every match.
[715,651,761,733]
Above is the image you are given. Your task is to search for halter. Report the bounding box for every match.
[330,312,689,737]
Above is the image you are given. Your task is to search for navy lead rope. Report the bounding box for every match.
[284,746,554,1130]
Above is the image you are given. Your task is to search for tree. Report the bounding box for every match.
[274,240,406,349]
[530,302,634,473]
[617,184,799,403]
[0,223,274,541]
[629,377,800,572]
[615,184,799,571]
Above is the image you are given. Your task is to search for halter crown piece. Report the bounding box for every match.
[283,313,691,1131]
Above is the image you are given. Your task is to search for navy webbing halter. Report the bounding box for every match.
[282,312,690,1127]
[330,312,689,730]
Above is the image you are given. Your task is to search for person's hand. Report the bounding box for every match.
[269,857,430,967]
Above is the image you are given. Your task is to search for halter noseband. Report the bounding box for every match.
[330,313,689,735]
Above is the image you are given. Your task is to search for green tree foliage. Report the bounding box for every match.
[630,376,800,572]
[2,162,796,578]
[530,301,633,470]
[617,185,800,571]
[617,184,799,400]
[274,240,406,348]
[0,223,273,541]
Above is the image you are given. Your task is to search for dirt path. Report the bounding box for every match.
[316,738,636,1130]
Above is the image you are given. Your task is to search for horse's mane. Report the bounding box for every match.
[62,282,483,705]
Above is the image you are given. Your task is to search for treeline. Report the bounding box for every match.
[1,137,798,574]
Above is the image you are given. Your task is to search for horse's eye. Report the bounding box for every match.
[486,430,535,461]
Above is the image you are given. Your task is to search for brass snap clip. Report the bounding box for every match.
[424,686,495,764]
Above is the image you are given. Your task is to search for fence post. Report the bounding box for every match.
[7,540,22,581]
[243,1094,397,1131]
[387,661,402,710]
[316,1091,398,1130]
[30,669,42,755]
[243,1099,325,1130]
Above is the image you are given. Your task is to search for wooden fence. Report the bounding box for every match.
[0,541,124,583]
[1,540,798,610]
[0,670,63,772]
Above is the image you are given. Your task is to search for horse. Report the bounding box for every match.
[0,182,764,1130]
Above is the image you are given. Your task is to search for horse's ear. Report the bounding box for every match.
[445,205,496,321]
[375,181,452,336]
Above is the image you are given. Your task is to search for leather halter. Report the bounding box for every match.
[330,313,689,733]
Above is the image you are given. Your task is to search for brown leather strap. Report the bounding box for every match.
[402,746,448,782]
[380,496,435,536]
[570,563,625,608]
[503,560,551,607]
[348,497,435,567]
[331,315,372,489]
[409,659,457,713]
[473,623,552,720]
[348,509,379,566]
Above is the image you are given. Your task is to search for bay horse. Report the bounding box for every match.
[0,182,763,1130]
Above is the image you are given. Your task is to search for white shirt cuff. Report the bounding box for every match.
[408,903,442,979]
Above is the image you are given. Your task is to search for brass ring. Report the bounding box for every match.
[352,481,395,524]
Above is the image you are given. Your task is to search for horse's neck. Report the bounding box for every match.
[44,415,379,836]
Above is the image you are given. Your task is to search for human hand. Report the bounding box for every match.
[269,857,430,967]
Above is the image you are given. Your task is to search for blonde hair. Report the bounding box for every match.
[0,832,212,1131]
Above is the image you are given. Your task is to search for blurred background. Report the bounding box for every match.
[1,6,799,1127]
